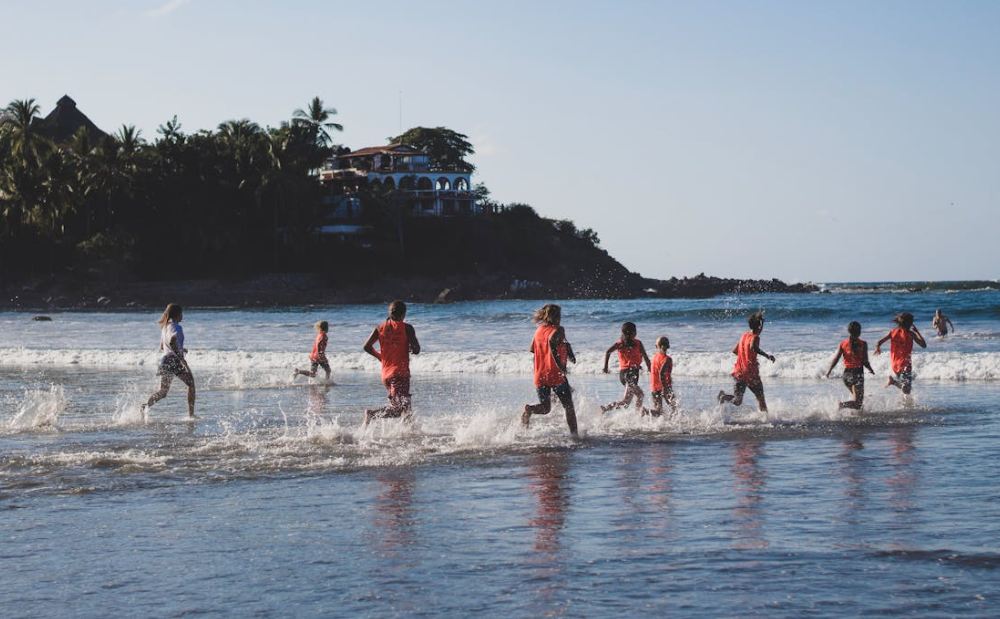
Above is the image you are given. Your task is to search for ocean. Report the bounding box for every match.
[2,284,999,618]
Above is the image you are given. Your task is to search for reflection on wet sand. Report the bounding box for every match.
[731,440,768,550]
[525,451,573,616]
[372,469,417,555]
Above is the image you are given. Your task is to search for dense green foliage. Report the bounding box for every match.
[1,98,607,286]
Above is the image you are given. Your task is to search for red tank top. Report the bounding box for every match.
[889,328,913,373]
[650,352,671,391]
[378,320,410,381]
[732,331,760,382]
[532,325,567,387]
[310,332,328,362]
[839,338,865,369]
[617,338,643,370]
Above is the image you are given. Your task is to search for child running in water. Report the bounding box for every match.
[932,309,955,337]
[521,304,579,436]
[293,321,331,380]
[363,301,420,426]
[874,312,927,396]
[718,311,775,413]
[644,336,676,417]
[142,303,196,417]
[601,322,651,412]
[825,321,875,410]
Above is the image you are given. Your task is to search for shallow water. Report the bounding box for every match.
[2,290,999,617]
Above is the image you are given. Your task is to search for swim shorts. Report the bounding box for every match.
[156,355,186,377]
[619,367,641,387]
[843,368,864,388]
[535,382,573,411]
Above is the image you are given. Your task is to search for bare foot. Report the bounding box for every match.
[717,390,726,404]
[520,405,531,428]
[884,377,893,388]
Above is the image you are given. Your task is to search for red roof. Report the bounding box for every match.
[338,143,425,159]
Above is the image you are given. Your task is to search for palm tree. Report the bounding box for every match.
[0,99,53,236]
[292,97,343,148]
[1,99,50,164]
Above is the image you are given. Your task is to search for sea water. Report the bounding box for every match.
[1,285,999,618]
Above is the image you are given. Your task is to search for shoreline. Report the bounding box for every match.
[0,272,820,312]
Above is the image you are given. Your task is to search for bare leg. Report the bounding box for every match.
[144,375,174,411]
[563,400,578,437]
[294,368,318,378]
[176,371,196,417]
[522,400,552,427]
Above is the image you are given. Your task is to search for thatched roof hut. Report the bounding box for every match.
[35,95,107,144]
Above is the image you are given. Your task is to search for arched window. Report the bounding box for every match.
[436,177,451,191]
[417,177,433,191]
[383,177,396,190]
[369,179,382,189]
[399,175,416,190]
[454,177,469,191]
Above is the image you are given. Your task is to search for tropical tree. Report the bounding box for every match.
[388,126,475,172]
[293,96,343,148]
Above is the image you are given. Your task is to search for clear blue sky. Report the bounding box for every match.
[3,0,998,282]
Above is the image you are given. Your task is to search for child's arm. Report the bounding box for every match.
[602,343,618,373]
[660,357,671,389]
[565,342,577,364]
[550,327,568,373]
[825,347,843,378]
[362,328,381,361]
[640,342,651,371]
[862,342,875,374]
[406,324,421,355]
[873,332,891,355]
[946,317,955,333]
[751,335,775,362]
[911,326,926,349]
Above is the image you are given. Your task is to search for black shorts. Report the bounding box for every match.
[843,368,864,388]
[895,371,913,391]
[156,355,186,377]
[619,367,641,387]
[310,360,331,374]
[733,379,764,400]
[536,382,573,411]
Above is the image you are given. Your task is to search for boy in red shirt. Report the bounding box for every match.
[718,311,775,413]
[521,304,579,437]
[294,321,331,380]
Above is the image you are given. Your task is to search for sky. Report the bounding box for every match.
[2,0,998,283]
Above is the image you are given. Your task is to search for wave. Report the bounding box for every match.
[3,348,1000,381]
[824,280,1000,293]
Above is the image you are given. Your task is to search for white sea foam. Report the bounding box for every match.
[3,347,1000,381]
[4,386,66,430]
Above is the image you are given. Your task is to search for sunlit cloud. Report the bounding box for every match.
[146,0,193,18]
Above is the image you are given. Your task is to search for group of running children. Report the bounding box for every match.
[142,301,951,433]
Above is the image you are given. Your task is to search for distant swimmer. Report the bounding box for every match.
[932,309,955,337]
[825,321,875,410]
[601,321,651,413]
[874,312,927,396]
[293,320,331,381]
[363,300,420,426]
[142,303,196,417]
[644,336,676,417]
[521,304,579,437]
[718,311,775,414]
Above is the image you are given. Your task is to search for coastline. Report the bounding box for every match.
[0,272,819,312]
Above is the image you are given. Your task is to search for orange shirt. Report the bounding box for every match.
[839,338,866,369]
[617,338,644,370]
[309,332,328,362]
[378,319,411,381]
[732,331,760,383]
[650,352,672,391]
[532,325,567,387]
[889,328,914,373]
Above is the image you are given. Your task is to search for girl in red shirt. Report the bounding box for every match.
[874,312,926,396]
[718,311,775,413]
[293,321,331,380]
[601,322,651,413]
[521,304,578,436]
[644,336,676,417]
[825,321,875,410]
[363,301,420,426]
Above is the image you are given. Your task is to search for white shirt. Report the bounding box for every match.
[161,321,185,358]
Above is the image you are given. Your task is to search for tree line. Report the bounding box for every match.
[1,96,602,282]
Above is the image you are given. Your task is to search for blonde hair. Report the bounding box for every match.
[157,303,182,326]
[533,304,561,326]
[315,320,328,332]
[655,336,670,350]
